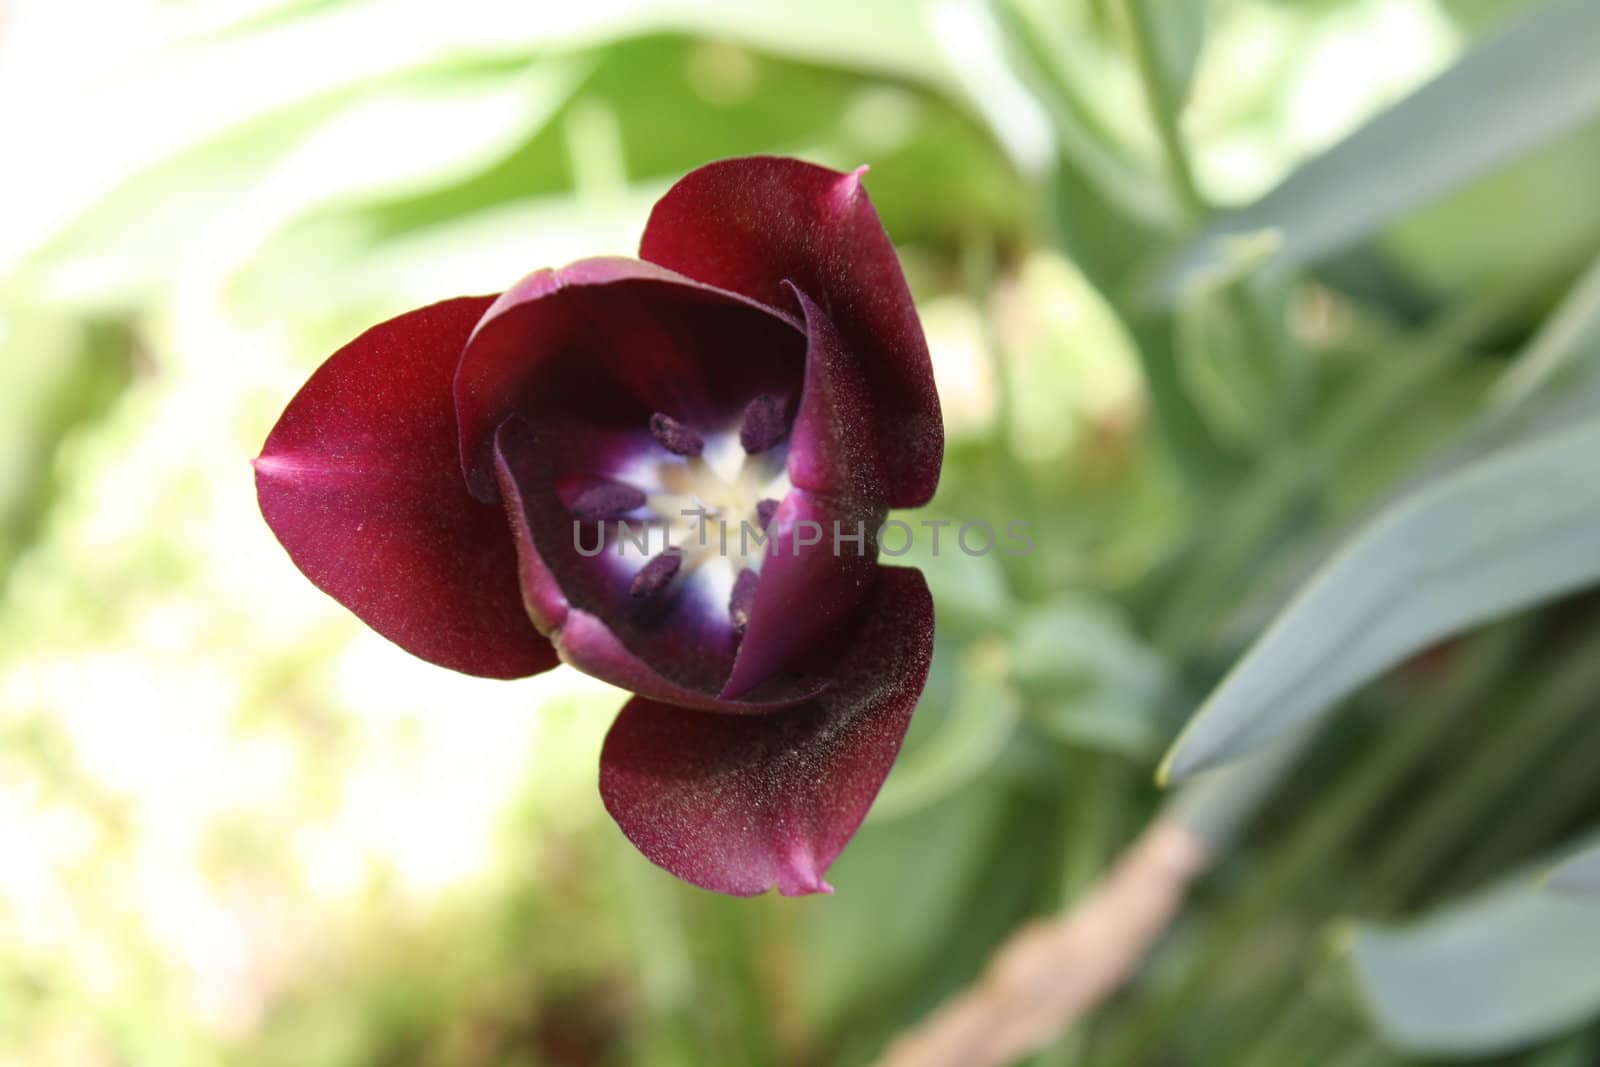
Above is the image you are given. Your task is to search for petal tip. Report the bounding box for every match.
[776,841,834,896]
[254,293,556,679]
[250,453,287,477]
[499,267,562,307]
[828,165,870,213]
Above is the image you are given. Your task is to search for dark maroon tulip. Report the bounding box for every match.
[255,156,942,896]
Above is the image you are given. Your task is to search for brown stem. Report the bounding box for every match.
[873,815,1212,1067]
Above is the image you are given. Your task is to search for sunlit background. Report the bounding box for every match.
[3,0,1600,1064]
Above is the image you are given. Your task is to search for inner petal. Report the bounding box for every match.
[478,277,809,698]
[456,259,808,501]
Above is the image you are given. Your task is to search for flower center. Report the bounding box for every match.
[571,396,792,629]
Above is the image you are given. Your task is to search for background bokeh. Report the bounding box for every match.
[3,1,1599,1064]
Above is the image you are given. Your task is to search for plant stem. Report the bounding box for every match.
[1034,753,1126,1067]
[1123,0,1205,220]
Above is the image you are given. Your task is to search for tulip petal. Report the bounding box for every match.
[782,283,888,506]
[640,156,943,507]
[255,296,557,679]
[456,256,803,502]
[600,566,935,896]
[720,491,878,701]
[720,288,885,699]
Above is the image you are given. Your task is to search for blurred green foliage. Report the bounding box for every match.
[2,0,1600,1064]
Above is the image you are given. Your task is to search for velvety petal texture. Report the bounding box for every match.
[722,490,879,701]
[257,155,945,896]
[600,567,935,896]
[255,296,557,680]
[641,156,942,507]
[455,256,802,502]
[783,284,887,505]
[722,289,887,699]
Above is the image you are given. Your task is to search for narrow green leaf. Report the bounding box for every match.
[3,0,955,275]
[1338,866,1600,1056]
[1161,411,1600,782]
[1013,598,1174,758]
[870,644,1021,821]
[250,65,585,232]
[803,786,1010,1028]
[1495,250,1600,408]
[1150,0,1600,303]
[892,518,1013,629]
[1550,843,1600,896]
[1124,0,1204,217]
[995,0,1240,491]
[1123,308,1243,489]
[992,0,1175,226]
[1139,0,1205,109]
[1170,730,1312,848]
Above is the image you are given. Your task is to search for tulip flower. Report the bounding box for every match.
[255,156,942,895]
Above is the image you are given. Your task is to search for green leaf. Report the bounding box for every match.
[225,65,586,260]
[871,642,1022,821]
[1160,409,1600,781]
[890,520,1014,629]
[1495,249,1600,408]
[1002,8,1237,488]
[1150,0,1600,303]
[800,784,1010,1031]
[16,60,585,304]
[1139,0,1206,109]
[1013,598,1174,758]
[1338,866,1600,1056]
[1170,731,1312,848]
[2,0,963,278]
[1550,842,1600,896]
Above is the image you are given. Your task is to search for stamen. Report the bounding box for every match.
[630,548,683,597]
[728,568,760,631]
[569,482,646,519]
[739,394,788,454]
[649,413,704,457]
[756,498,779,530]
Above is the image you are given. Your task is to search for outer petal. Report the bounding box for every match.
[456,256,803,502]
[255,296,557,679]
[640,156,943,507]
[599,566,935,896]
